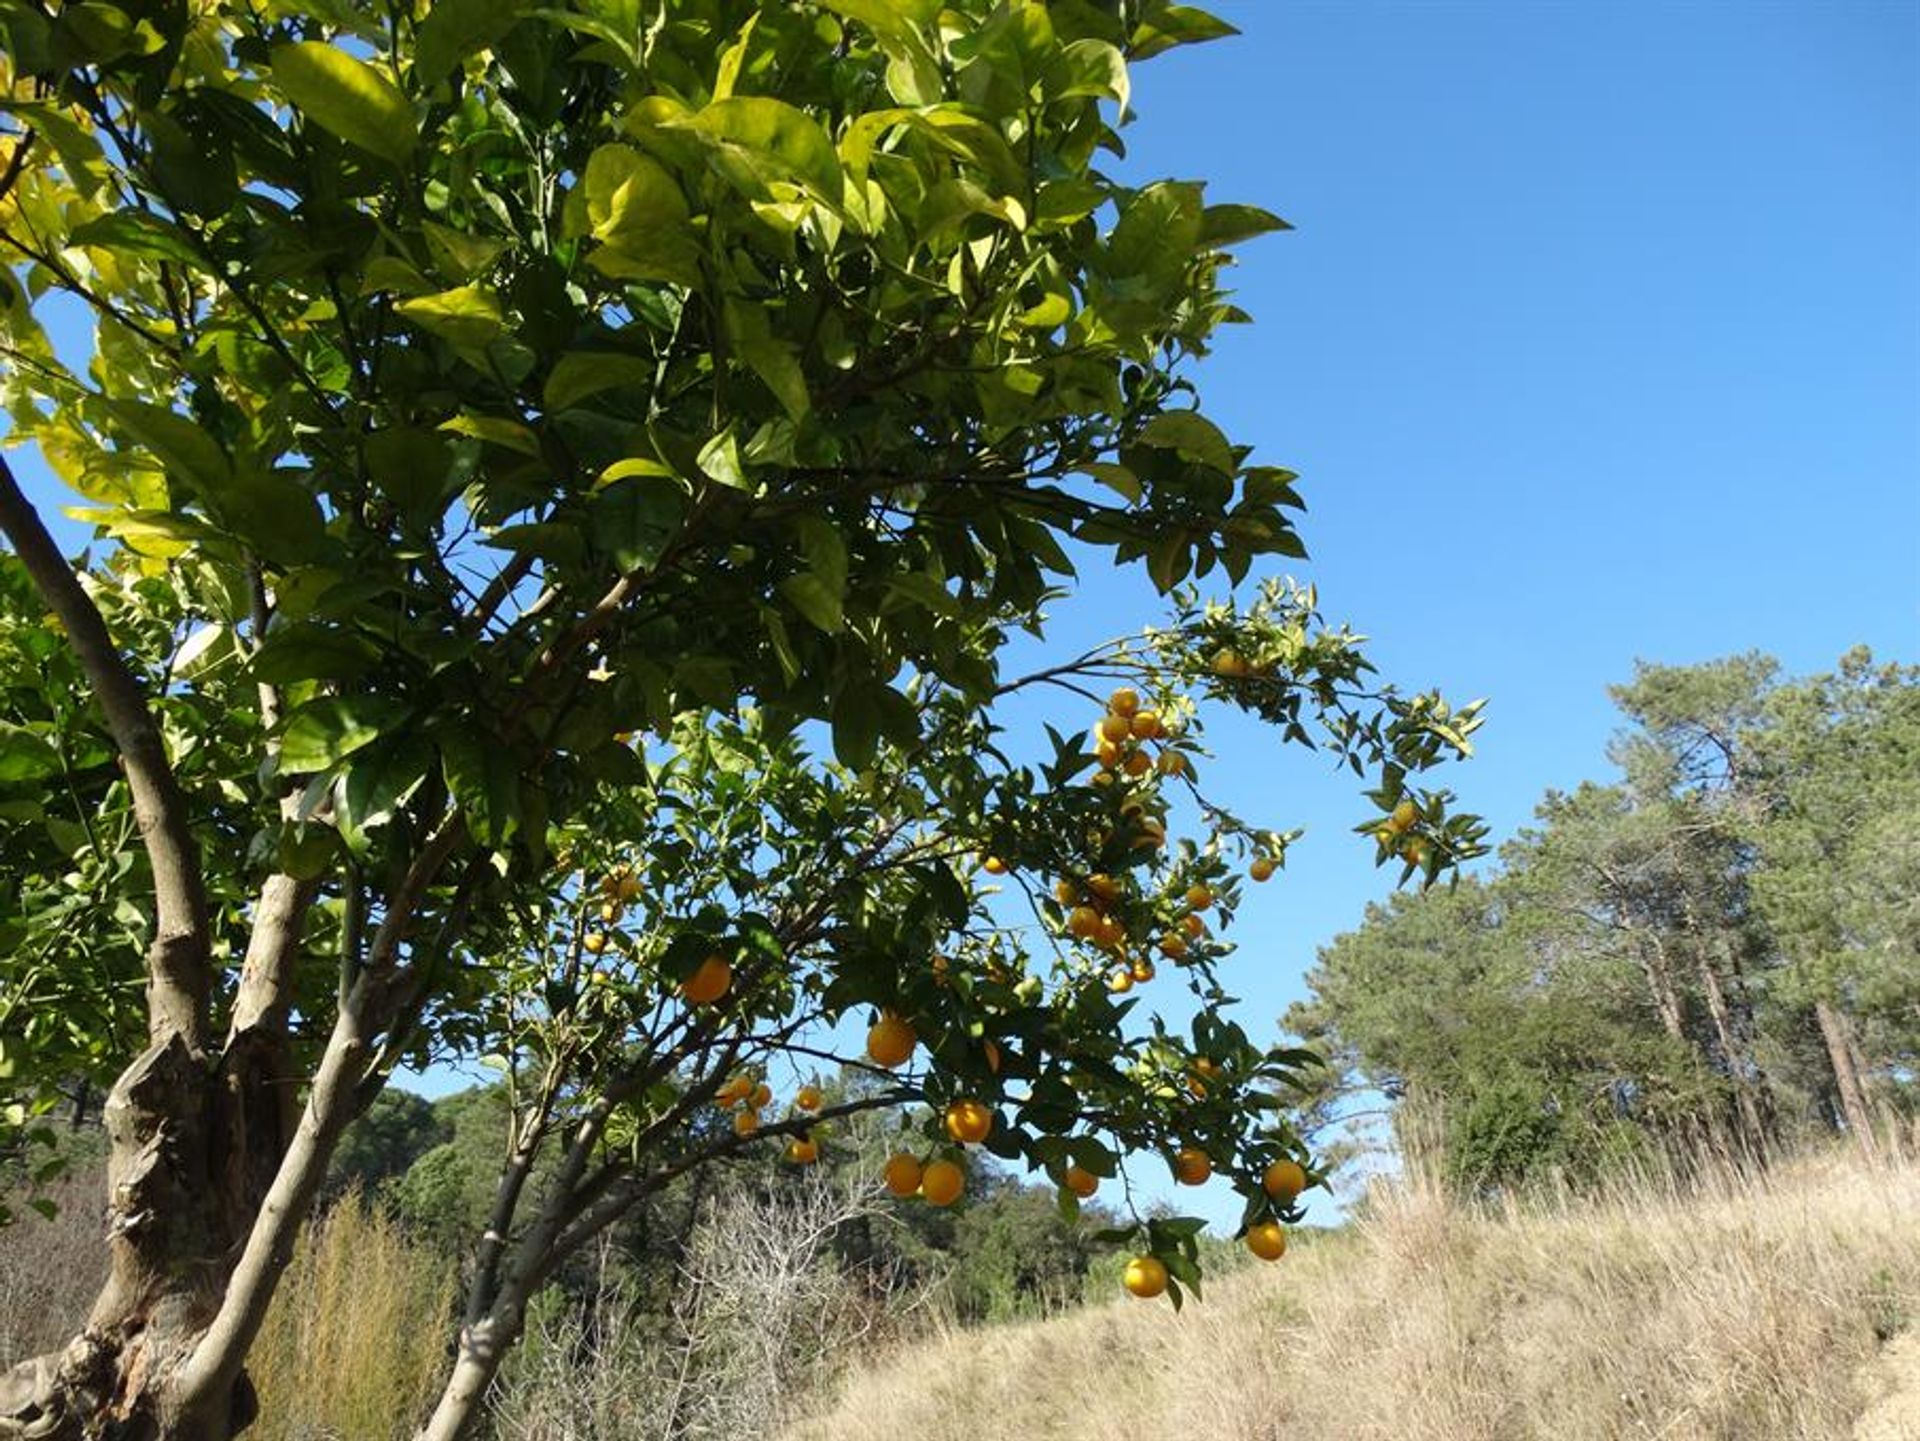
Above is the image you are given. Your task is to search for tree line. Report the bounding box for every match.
[1287,649,1918,1190]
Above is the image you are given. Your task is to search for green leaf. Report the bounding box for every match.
[1080,461,1141,503]
[592,475,687,572]
[1201,203,1291,247]
[543,352,656,413]
[0,725,60,782]
[697,428,747,490]
[280,697,409,774]
[722,298,809,420]
[779,572,843,634]
[440,729,521,848]
[1137,410,1235,475]
[831,682,882,770]
[396,286,506,349]
[1128,4,1237,61]
[248,625,381,685]
[818,0,942,40]
[1047,39,1129,112]
[103,401,230,498]
[670,97,844,203]
[421,219,508,281]
[67,212,205,269]
[270,42,416,168]
[414,0,526,82]
[336,736,432,850]
[364,427,454,520]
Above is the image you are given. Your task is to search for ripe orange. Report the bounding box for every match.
[1263,1158,1308,1203]
[583,931,608,955]
[1246,1221,1287,1262]
[1107,968,1134,994]
[1122,749,1152,777]
[1186,884,1214,911]
[920,1158,965,1206]
[681,954,731,1006]
[1098,713,1132,743]
[715,1075,751,1108]
[750,1082,772,1109]
[733,1110,759,1136]
[981,854,1008,875]
[1067,906,1102,940]
[1250,856,1276,882]
[1107,687,1141,717]
[1054,878,1080,905]
[1173,1147,1212,1185]
[1095,914,1126,948]
[867,1013,918,1068]
[1123,1255,1168,1299]
[1086,873,1121,903]
[1063,1164,1099,1199]
[1183,913,1206,940]
[598,902,621,923]
[1130,710,1163,740]
[944,1099,993,1145]
[795,1085,823,1112]
[1211,650,1247,678]
[1096,737,1122,768]
[1159,934,1188,961]
[883,1153,923,1197]
[1156,750,1188,778]
[1130,958,1156,984]
[785,1137,819,1165]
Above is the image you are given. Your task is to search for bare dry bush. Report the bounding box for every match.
[0,1157,106,1369]
[493,1167,930,1441]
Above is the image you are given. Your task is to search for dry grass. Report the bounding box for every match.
[247,1194,457,1441]
[783,1145,1920,1441]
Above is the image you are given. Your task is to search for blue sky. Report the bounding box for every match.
[987,0,1918,1220]
[11,1,1916,1228]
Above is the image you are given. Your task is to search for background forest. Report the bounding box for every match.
[1290,647,1918,1190]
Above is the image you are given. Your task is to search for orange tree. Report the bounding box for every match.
[0,0,1485,1435]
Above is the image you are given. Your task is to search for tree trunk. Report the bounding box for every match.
[1814,999,1878,1158]
[1637,930,1688,1042]
[1694,944,1770,1158]
[0,1031,283,1440]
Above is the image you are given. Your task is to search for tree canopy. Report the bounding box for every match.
[0,1,1484,1436]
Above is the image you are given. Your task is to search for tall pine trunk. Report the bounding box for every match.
[1814,999,1877,1158]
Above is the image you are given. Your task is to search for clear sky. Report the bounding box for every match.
[11,0,1916,1229]
[986,0,1919,1222]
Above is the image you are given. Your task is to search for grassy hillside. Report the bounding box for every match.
[785,1144,1920,1441]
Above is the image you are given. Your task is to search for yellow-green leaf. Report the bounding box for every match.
[395,285,505,348]
[270,42,416,168]
[439,412,540,455]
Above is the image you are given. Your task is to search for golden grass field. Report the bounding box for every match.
[785,1144,1920,1441]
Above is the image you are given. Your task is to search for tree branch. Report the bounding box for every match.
[0,454,210,1049]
